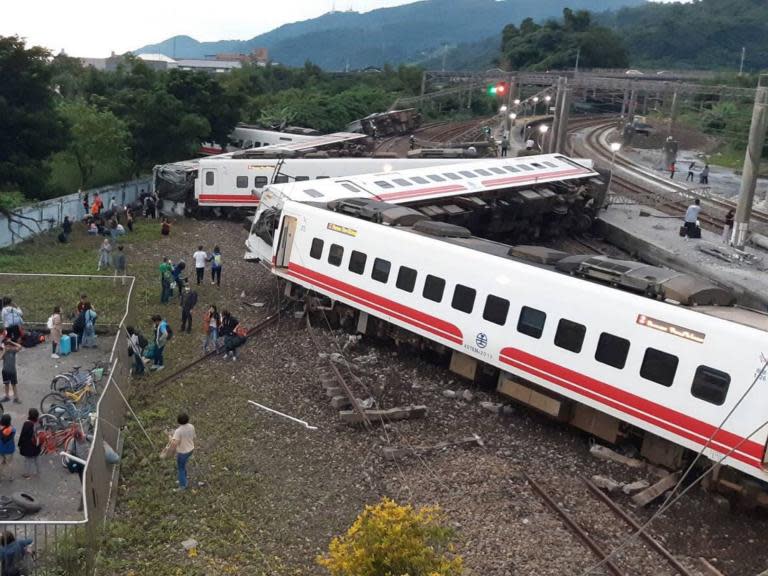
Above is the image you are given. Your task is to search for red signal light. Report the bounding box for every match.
[495,82,507,95]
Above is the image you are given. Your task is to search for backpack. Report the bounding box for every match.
[165,323,174,341]
[73,311,86,333]
[137,332,149,349]
[213,253,222,266]
[46,315,54,330]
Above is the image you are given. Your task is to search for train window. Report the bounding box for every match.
[422,275,445,303]
[372,258,391,283]
[295,176,310,182]
[393,178,412,187]
[427,175,445,182]
[517,306,546,339]
[531,163,544,168]
[504,166,520,173]
[303,189,323,198]
[375,181,394,189]
[396,266,418,292]
[310,238,324,260]
[342,183,361,193]
[274,175,290,184]
[411,176,429,184]
[317,176,330,179]
[444,173,461,180]
[475,169,492,176]
[236,176,248,188]
[544,162,557,168]
[451,284,476,314]
[328,244,344,267]
[459,171,477,178]
[490,167,505,175]
[253,142,261,148]
[205,171,215,186]
[640,348,678,387]
[348,251,367,275]
[244,141,253,148]
[483,295,510,326]
[520,165,534,171]
[554,319,586,353]
[595,332,630,369]
[254,176,268,188]
[691,366,730,406]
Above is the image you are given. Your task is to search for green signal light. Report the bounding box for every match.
[487,84,497,96]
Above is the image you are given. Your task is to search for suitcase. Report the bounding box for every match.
[690,225,702,239]
[679,225,686,237]
[59,334,71,356]
[69,333,79,352]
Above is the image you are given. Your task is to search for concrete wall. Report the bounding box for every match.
[0,178,151,248]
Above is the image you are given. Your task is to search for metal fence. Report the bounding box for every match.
[0,274,137,575]
[0,179,151,248]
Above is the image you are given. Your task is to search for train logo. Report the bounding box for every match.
[475,332,488,349]
[755,352,768,383]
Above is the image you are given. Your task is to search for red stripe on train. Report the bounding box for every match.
[499,347,764,467]
[286,263,463,345]
[198,194,260,205]
[377,184,466,201]
[480,167,587,188]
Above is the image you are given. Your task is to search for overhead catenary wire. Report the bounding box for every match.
[580,358,768,576]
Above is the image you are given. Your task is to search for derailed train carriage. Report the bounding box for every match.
[246,155,768,504]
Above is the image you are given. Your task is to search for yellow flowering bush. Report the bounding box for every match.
[317,497,463,576]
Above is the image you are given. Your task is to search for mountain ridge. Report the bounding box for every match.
[134,0,645,69]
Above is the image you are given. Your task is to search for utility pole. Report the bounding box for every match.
[505,75,515,137]
[556,83,572,155]
[739,47,746,77]
[574,46,581,76]
[668,91,678,137]
[420,72,426,98]
[732,75,768,248]
[549,77,565,154]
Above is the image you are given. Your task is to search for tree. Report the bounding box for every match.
[317,498,463,576]
[0,36,66,198]
[58,100,132,188]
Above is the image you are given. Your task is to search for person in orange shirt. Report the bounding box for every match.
[90,193,103,217]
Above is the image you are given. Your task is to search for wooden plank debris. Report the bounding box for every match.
[631,473,680,507]
[589,444,645,469]
[339,405,427,425]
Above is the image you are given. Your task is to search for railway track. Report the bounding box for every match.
[573,121,768,233]
[524,473,696,576]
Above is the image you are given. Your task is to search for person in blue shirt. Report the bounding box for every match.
[150,315,169,371]
[171,261,187,304]
[0,414,16,482]
[0,531,33,576]
[210,246,222,287]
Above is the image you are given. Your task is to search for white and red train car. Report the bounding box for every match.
[248,160,768,487]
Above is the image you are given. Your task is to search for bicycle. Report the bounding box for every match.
[0,496,26,521]
[51,362,107,393]
[38,419,86,456]
[41,380,98,414]
[40,397,96,431]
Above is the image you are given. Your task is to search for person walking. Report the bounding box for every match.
[500,135,509,158]
[409,134,415,151]
[91,193,103,218]
[210,246,222,286]
[723,209,735,245]
[97,238,112,271]
[125,208,135,233]
[172,260,187,303]
[113,245,127,286]
[81,191,89,217]
[108,196,118,215]
[159,258,173,304]
[126,326,147,377]
[700,163,710,185]
[18,409,40,479]
[0,299,24,343]
[202,305,220,353]
[150,315,169,371]
[0,339,22,404]
[683,198,702,239]
[168,412,195,491]
[81,302,98,348]
[180,288,198,334]
[669,161,676,180]
[62,216,72,239]
[686,161,696,182]
[49,306,62,359]
[0,415,16,482]
[192,246,208,285]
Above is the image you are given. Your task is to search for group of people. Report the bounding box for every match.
[160,246,223,304]
[670,160,710,184]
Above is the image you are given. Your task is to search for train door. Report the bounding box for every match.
[200,168,218,200]
[275,216,298,268]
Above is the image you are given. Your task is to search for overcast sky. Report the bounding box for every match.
[3,0,684,58]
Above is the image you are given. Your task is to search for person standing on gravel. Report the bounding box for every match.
[49,306,62,359]
[114,245,127,286]
[686,161,696,182]
[18,408,41,478]
[0,338,22,404]
[159,258,173,304]
[168,412,195,490]
[180,287,198,334]
[0,415,16,481]
[150,314,170,371]
[192,246,208,285]
[683,198,701,239]
[210,246,223,287]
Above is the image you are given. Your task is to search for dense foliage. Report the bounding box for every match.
[0,37,424,201]
[317,498,463,576]
[501,9,628,71]
[600,0,768,71]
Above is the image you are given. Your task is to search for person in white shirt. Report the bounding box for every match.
[684,198,701,239]
[169,413,195,490]
[192,246,208,285]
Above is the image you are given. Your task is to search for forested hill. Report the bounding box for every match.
[134,0,643,70]
[599,0,768,70]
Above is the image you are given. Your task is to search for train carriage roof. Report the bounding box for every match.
[263,154,598,205]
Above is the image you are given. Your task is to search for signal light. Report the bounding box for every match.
[487,82,508,97]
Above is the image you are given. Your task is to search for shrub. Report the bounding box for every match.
[317,497,463,576]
